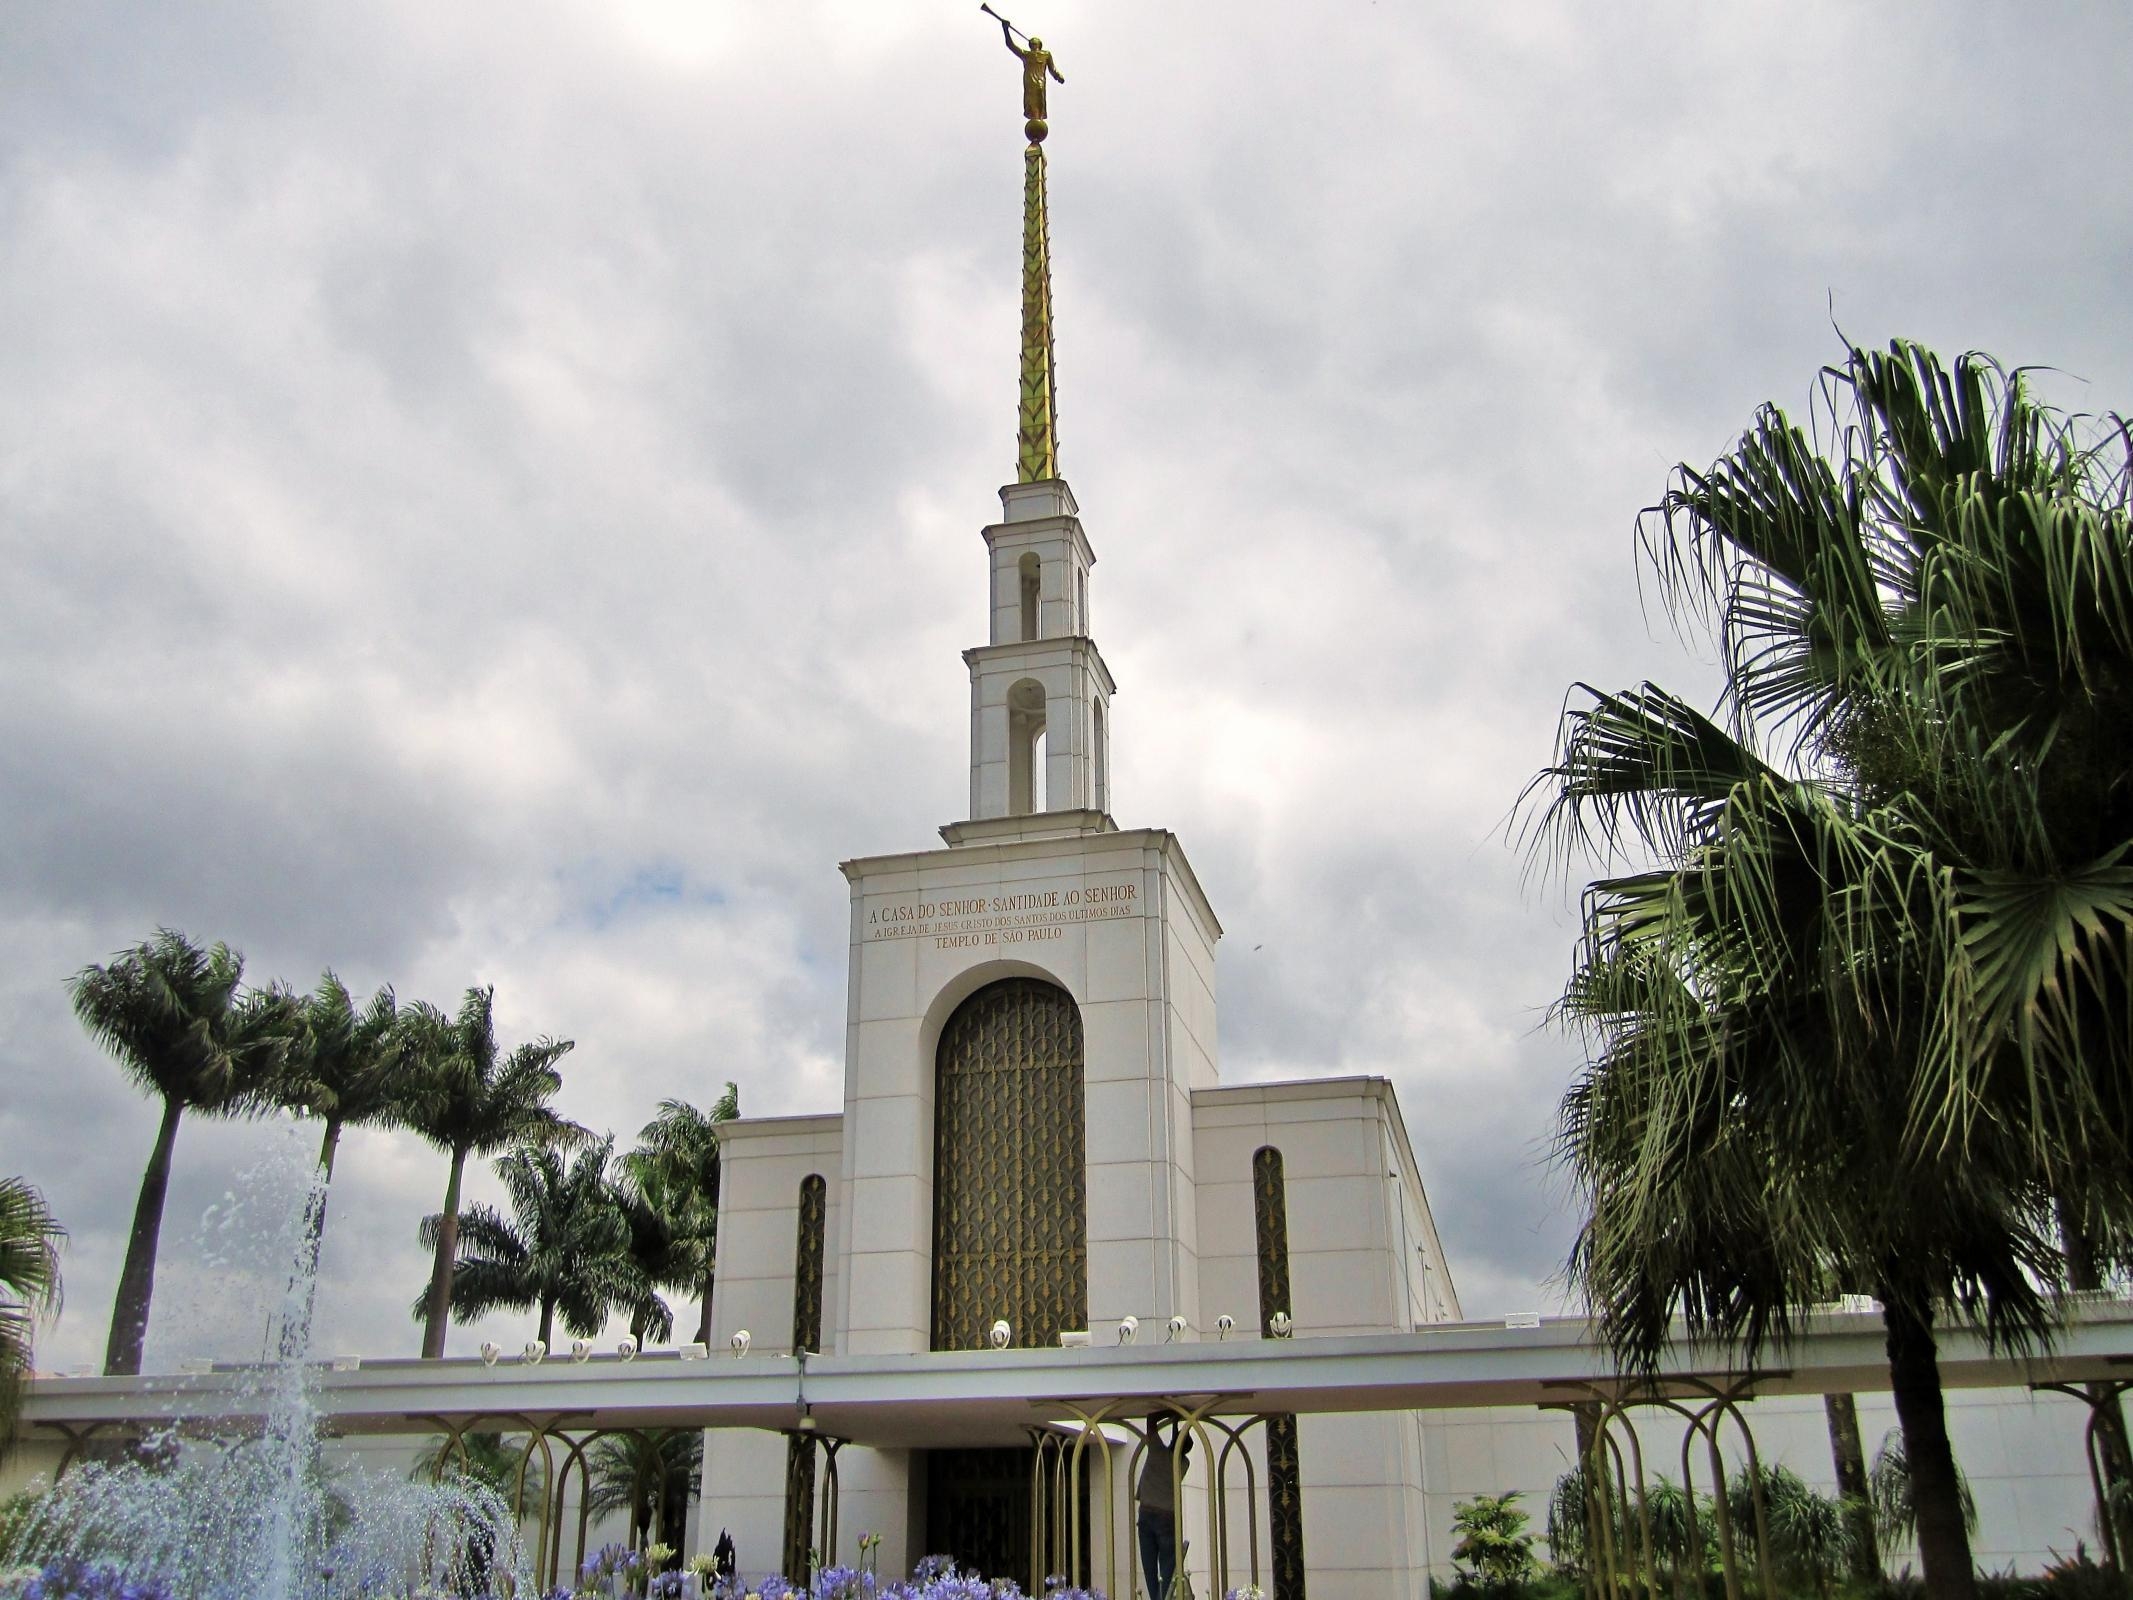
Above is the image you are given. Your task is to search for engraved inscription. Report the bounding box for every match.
[865,878,1140,950]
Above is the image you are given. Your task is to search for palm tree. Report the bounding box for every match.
[1,1178,64,1458]
[1533,340,2133,1599]
[68,930,300,1374]
[624,1087,738,1345]
[413,1429,549,1521]
[584,1430,702,1554]
[272,974,417,1356]
[1870,1427,1977,1556]
[611,1168,684,1347]
[417,1138,632,1349]
[401,986,580,1358]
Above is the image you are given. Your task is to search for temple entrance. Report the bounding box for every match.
[930,977,1088,1351]
[924,1447,1034,1584]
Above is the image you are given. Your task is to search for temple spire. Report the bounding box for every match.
[1017,143,1058,482]
[986,8,1064,482]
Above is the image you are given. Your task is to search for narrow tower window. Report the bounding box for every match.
[1007,678,1046,815]
[1093,699,1106,813]
[1076,568,1088,634]
[1019,552,1041,641]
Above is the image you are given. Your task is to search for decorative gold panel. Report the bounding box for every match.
[793,1173,827,1354]
[782,1433,817,1582]
[1254,1146,1306,1598]
[932,978,1087,1351]
[783,1173,829,1580]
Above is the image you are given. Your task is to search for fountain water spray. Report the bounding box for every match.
[5,1126,531,1600]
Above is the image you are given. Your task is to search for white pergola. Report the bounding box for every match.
[23,1303,2133,1450]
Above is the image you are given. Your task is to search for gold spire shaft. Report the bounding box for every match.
[1016,140,1059,483]
[988,11,1064,483]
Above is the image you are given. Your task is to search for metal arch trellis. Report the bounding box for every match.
[1017,1397,1279,1600]
[414,1412,712,1593]
[539,1422,704,1589]
[1039,1398,1127,1598]
[413,1409,565,1590]
[1547,1376,1779,1600]
[49,1420,129,1479]
[816,1433,848,1571]
[2033,1378,2133,1571]
[1204,1412,1268,1598]
[1033,1397,1274,1600]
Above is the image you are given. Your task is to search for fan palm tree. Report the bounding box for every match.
[417,1137,631,1349]
[68,930,300,1374]
[1534,340,2133,1599]
[624,1087,738,1345]
[1,1178,64,1458]
[401,986,581,1357]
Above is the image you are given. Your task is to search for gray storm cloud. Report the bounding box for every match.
[3,0,2129,1367]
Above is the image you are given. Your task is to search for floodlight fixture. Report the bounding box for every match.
[570,1338,594,1363]
[1116,1315,1138,1345]
[1215,1314,1235,1340]
[479,1341,502,1366]
[1165,1315,1187,1343]
[989,1320,1012,1349]
[1268,1310,1293,1339]
[731,1329,752,1356]
[522,1339,547,1364]
[618,1335,640,1360]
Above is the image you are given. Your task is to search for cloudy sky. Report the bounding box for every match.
[5,0,2130,1372]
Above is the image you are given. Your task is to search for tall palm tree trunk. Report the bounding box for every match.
[280,1117,344,1363]
[1824,1391,1882,1581]
[1884,1299,1976,1600]
[694,1265,715,1348]
[105,1097,184,1376]
[538,1300,555,1350]
[421,1145,469,1359]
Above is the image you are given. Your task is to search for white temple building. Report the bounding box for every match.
[698,464,1462,1591]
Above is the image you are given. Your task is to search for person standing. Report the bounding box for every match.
[1137,1410,1193,1597]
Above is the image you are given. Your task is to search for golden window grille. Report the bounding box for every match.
[931,978,1088,1351]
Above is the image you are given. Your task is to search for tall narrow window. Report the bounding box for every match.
[783,1174,829,1579]
[1254,1147,1307,1598]
[1092,700,1107,813]
[1019,552,1041,642]
[1007,678,1046,816]
[932,979,1087,1351]
[1076,568,1087,635]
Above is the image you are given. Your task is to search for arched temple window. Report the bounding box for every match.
[1019,552,1041,641]
[931,978,1087,1351]
[1007,678,1046,815]
[1092,699,1107,814]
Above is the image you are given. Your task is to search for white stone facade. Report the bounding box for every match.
[698,478,1471,1593]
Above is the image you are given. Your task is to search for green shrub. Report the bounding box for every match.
[1451,1492,1541,1589]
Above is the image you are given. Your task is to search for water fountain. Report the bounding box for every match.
[3,1132,530,1600]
